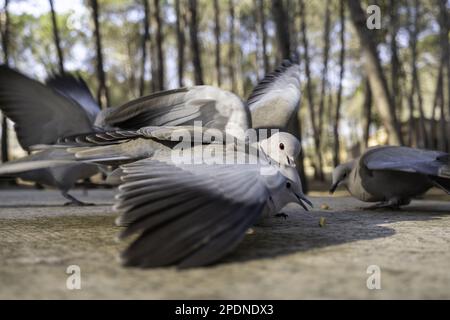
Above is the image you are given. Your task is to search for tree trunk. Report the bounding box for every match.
[228,0,236,91]
[175,0,185,87]
[318,0,331,173]
[49,0,64,74]
[257,0,269,74]
[1,0,10,163]
[272,0,291,60]
[333,0,345,167]
[188,0,204,85]
[139,0,150,96]
[430,66,443,149]
[213,0,221,86]
[438,73,448,151]
[389,0,402,123]
[299,0,324,180]
[408,0,427,147]
[175,0,186,88]
[362,78,373,149]
[149,1,157,92]
[347,0,403,145]
[287,0,297,52]
[438,0,450,150]
[90,0,110,108]
[153,0,164,91]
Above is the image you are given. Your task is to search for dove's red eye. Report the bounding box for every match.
[279,143,285,150]
[286,182,291,188]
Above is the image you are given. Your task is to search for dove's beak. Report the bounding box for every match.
[286,156,296,167]
[295,193,313,211]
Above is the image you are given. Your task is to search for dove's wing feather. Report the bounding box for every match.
[104,86,250,136]
[0,66,93,149]
[116,158,271,268]
[56,125,253,167]
[59,125,232,146]
[363,146,449,177]
[247,60,301,129]
[46,73,100,122]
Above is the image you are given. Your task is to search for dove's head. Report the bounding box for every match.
[330,161,355,194]
[259,132,301,167]
[272,165,313,212]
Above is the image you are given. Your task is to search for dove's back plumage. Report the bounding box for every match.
[332,146,450,207]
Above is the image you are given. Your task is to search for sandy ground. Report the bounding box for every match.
[0,188,449,299]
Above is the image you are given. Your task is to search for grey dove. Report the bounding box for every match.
[114,137,310,268]
[330,146,450,209]
[23,60,310,267]
[0,66,100,205]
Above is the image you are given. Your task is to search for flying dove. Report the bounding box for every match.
[0,66,100,205]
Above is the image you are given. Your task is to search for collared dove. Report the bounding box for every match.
[112,131,311,268]
[330,146,450,209]
[25,126,310,267]
[0,66,100,205]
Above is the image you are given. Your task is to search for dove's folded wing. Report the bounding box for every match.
[115,158,272,268]
[58,125,233,146]
[54,125,258,167]
[363,146,449,177]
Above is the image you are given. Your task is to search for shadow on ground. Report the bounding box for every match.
[225,198,450,265]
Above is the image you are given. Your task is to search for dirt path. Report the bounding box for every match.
[0,189,449,299]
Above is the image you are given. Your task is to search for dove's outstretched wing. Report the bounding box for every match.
[115,158,278,268]
[103,86,251,138]
[46,73,101,123]
[247,60,301,129]
[0,65,94,150]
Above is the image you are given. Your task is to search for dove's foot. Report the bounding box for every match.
[62,191,95,206]
[275,213,289,219]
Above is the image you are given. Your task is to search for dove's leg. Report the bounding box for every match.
[62,190,94,206]
[363,198,410,210]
